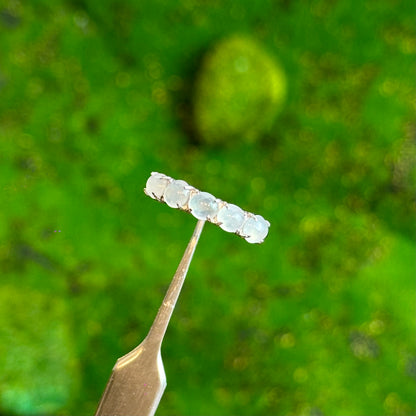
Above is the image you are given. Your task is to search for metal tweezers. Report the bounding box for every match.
[95,219,205,416]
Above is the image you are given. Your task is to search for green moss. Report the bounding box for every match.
[0,286,79,415]
[193,34,286,145]
[0,1,415,415]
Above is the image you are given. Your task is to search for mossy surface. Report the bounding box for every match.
[0,286,78,415]
[194,35,286,145]
[0,1,414,415]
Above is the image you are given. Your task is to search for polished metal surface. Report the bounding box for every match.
[95,219,205,416]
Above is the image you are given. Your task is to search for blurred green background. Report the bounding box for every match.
[0,0,415,415]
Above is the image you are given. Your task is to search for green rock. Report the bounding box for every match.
[193,34,286,145]
[0,286,79,415]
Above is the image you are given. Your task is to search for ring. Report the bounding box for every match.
[144,172,270,244]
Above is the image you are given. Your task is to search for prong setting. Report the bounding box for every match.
[164,179,191,209]
[144,172,270,244]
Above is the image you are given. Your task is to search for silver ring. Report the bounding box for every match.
[144,172,270,244]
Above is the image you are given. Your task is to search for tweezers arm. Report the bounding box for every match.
[94,219,205,416]
[145,219,205,348]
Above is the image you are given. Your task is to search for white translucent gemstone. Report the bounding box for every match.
[188,192,218,220]
[241,215,270,244]
[145,173,170,200]
[164,180,190,208]
[217,203,245,233]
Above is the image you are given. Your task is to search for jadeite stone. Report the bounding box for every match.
[189,191,218,220]
[145,173,170,200]
[217,203,245,233]
[164,180,190,208]
[242,215,270,243]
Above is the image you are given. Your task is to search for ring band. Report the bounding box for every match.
[144,172,270,244]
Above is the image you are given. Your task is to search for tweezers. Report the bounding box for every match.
[95,219,205,416]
